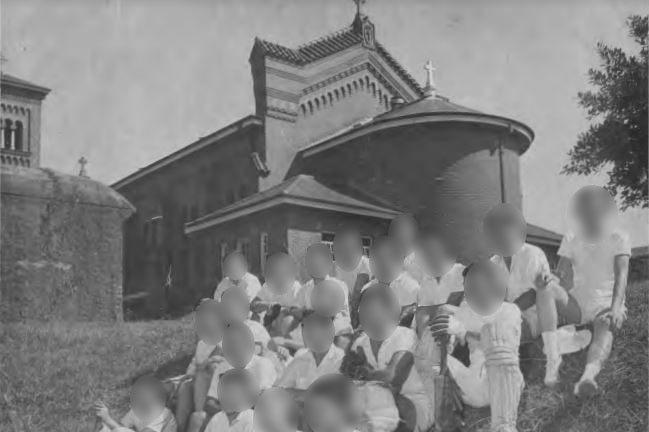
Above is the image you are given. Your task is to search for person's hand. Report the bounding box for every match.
[535,271,558,289]
[608,306,626,330]
[275,345,291,361]
[428,314,464,342]
[93,400,110,420]
[205,355,226,372]
[251,301,269,314]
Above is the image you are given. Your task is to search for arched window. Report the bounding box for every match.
[371,83,377,97]
[3,119,12,149]
[341,87,346,98]
[308,101,314,114]
[353,81,359,91]
[347,83,352,94]
[365,76,370,88]
[328,93,333,104]
[15,121,24,151]
[334,89,340,100]
[314,98,320,110]
[384,94,389,108]
[359,79,364,89]
[301,104,307,116]
[378,89,383,100]
[321,95,327,106]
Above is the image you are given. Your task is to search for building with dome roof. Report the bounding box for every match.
[113,8,561,314]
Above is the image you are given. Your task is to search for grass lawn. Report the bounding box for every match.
[1,281,647,432]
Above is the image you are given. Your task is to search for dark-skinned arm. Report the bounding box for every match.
[365,350,413,393]
[513,289,537,311]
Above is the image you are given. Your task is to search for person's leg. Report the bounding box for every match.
[575,310,614,397]
[175,380,194,432]
[193,369,213,412]
[486,364,524,432]
[536,283,581,386]
[393,394,416,432]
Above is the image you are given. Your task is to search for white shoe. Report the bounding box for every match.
[544,356,562,386]
[574,378,599,397]
[557,325,592,355]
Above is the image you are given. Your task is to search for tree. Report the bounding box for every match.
[563,15,648,209]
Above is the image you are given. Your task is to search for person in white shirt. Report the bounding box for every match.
[276,311,344,392]
[176,300,224,432]
[297,243,352,336]
[413,229,465,308]
[215,252,262,302]
[95,375,177,432]
[205,322,276,409]
[253,388,300,432]
[365,236,420,326]
[388,213,420,279]
[332,225,372,314]
[536,186,631,396]
[303,374,362,432]
[429,260,524,432]
[352,283,431,432]
[484,203,591,388]
[204,369,257,432]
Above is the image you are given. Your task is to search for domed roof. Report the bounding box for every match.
[1,165,134,211]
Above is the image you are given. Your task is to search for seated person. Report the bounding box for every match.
[203,369,257,432]
[303,374,362,432]
[176,299,224,432]
[95,375,177,432]
[214,251,262,302]
[276,311,345,395]
[331,225,372,319]
[536,186,630,395]
[430,260,524,432]
[202,322,276,418]
[297,243,352,337]
[388,213,420,279]
[253,388,300,432]
[350,283,432,432]
[365,236,420,327]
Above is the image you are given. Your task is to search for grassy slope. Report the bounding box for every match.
[1,281,647,432]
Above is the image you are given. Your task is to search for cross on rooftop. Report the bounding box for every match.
[424,60,436,90]
[353,0,366,16]
[78,156,88,177]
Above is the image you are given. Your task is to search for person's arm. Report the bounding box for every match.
[554,256,574,290]
[609,254,630,329]
[250,296,272,314]
[513,290,537,311]
[366,350,413,393]
[94,402,121,430]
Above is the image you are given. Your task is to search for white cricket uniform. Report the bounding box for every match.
[214,273,262,301]
[491,243,550,337]
[333,256,371,294]
[352,326,433,432]
[205,409,254,432]
[558,229,631,323]
[207,355,277,399]
[186,339,220,375]
[256,281,302,308]
[297,276,352,334]
[276,345,345,390]
[416,263,466,307]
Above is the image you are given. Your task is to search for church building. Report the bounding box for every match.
[113,8,561,314]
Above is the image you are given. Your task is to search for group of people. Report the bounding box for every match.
[95,185,631,432]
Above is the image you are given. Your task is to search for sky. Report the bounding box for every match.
[2,0,648,245]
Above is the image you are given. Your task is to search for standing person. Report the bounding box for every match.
[215,252,262,302]
[535,186,630,395]
[332,225,371,314]
[388,213,420,279]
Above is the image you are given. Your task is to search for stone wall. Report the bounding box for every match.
[0,165,133,322]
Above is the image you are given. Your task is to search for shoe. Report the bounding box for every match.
[544,356,562,386]
[574,378,599,397]
[557,325,592,355]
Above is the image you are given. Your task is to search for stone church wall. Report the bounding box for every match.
[0,166,133,322]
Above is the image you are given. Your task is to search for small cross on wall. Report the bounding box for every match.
[78,156,88,177]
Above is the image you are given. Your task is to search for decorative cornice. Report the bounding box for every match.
[266,87,300,103]
[266,105,298,123]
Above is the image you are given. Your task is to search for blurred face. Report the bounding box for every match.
[224,255,247,281]
[389,216,417,257]
[265,257,296,294]
[370,243,401,283]
[218,379,256,413]
[223,328,254,367]
[304,395,346,432]
[195,302,223,345]
[333,233,363,270]
[418,236,454,276]
[130,384,163,421]
[306,248,333,280]
[221,289,250,323]
[464,265,507,316]
[254,389,297,432]
[573,188,615,238]
[484,208,526,257]
[302,315,335,354]
[358,292,398,341]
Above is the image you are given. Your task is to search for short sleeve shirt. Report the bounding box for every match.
[558,229,631,299]
[276,345,345,390]
[215,273,262,301]
[296,277,352,334]
[491,243,550,302]
[416,263,465,306]
[256,281,302,307]
[333,256,371,294]
[207,355,277,399]
[204,409,254,432]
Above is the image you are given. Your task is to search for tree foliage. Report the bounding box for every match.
[563,15,648,209]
